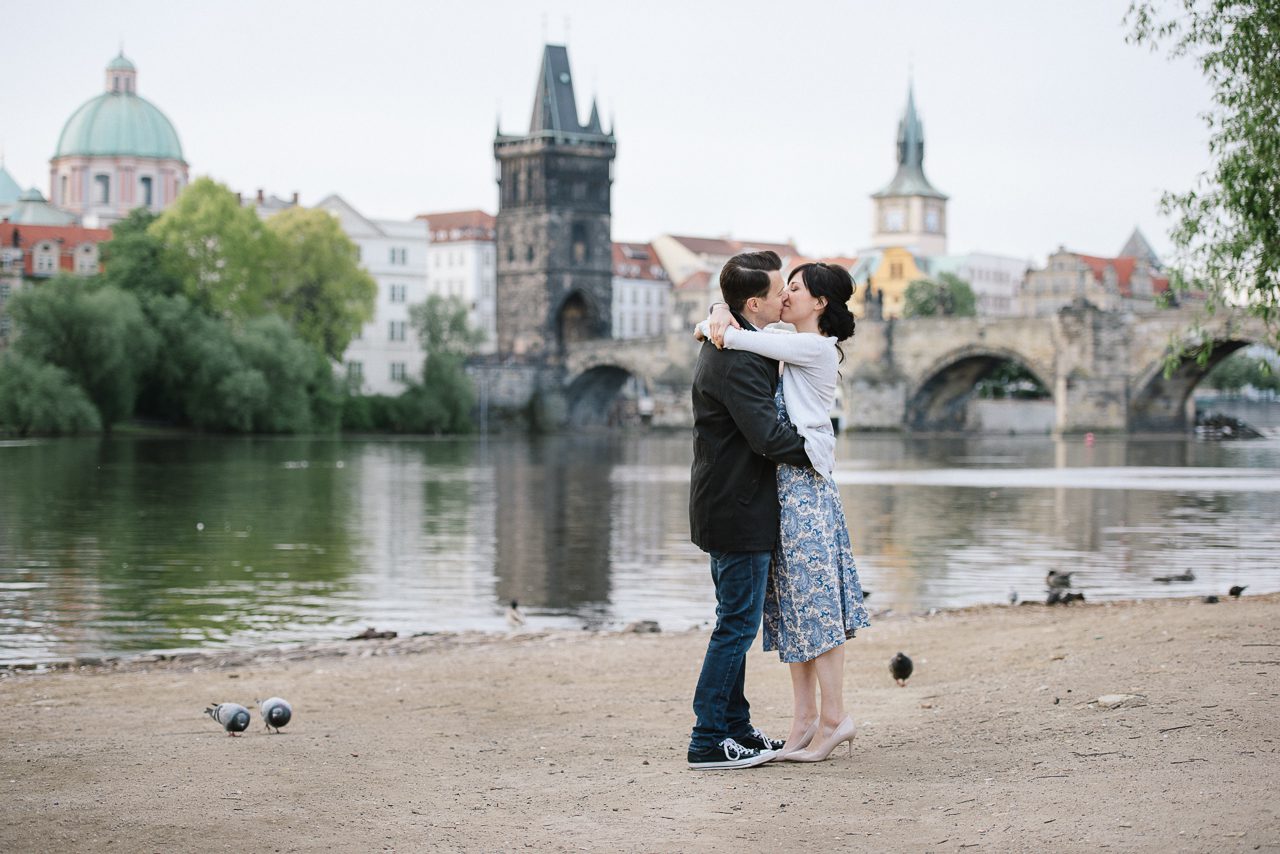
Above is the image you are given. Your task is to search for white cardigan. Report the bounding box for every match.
[697,321,840,480]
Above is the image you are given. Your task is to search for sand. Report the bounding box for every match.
[1,593,1277,853]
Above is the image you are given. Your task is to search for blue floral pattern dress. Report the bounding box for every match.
[763,378,871,663]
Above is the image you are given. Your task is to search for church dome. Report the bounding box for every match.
[53,54,184,162]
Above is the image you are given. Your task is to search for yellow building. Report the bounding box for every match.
[851,246,929,319]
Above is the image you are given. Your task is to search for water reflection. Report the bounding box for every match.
[1,430,1278,664]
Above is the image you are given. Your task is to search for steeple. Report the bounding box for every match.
[105,51,138,95]
[873,81,946,200]
[586,97,602,134]
[526,45,609,138]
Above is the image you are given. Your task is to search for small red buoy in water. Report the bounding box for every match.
[1084,432,1095,446]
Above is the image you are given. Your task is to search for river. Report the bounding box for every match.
[1,430,1278,665]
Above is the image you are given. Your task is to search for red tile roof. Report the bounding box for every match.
[668,234,801,260]
[674,270,712,292]
[415,209,496,243]
[1075,253,1167,297]
[0,222,112,276]
[612,242,669,282]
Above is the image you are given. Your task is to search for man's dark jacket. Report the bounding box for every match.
[689,317,810,553]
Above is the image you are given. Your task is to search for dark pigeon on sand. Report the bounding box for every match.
[205,702,251,736]
[1153,570,1195,583]
[1046,570,1073,589]
[258,697,292,733]
[1229,585,1247,598]
[890,652,913,687]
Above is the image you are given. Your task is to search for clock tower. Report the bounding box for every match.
[869,82,948,256]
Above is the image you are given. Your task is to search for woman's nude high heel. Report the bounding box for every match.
[786,716,856,762]
[774,719,819,761]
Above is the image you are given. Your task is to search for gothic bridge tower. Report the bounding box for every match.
[494,45,616,360]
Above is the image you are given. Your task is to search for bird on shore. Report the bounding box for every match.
[204,702,251,736]
[258,697,293,734]
[1202,595,1220,604]
[1046,570,1074,589]
[1229,585,1247,598]
[505,600,526,629]
[1008,589,1019,605]
[890,652,913,686]
[1153,570,1195,583]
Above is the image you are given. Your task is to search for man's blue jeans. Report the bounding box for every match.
[690,549,770,753]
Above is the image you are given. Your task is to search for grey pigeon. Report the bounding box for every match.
[258,697,293,733]
[506,600,526,628]
[1153,570,1195,583]
[205,702,251,736]
[890,652,913,686]
[1046,570,1073,589]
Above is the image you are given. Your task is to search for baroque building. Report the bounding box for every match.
[493,45,615,359]
[49,53,188,227]
[417,209,498,354]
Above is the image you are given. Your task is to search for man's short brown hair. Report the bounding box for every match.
[719,250,782,312]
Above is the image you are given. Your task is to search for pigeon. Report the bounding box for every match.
[1202,595,1220,604]
[258,697,293,733]
[1046,570,1074,589]
[1008,589,1019,605]
[1229,585,1247,598]
[890,652,913,687]
[205,702,251,736]
[505,600,526,628]
[1153,570,1195,583]
[1062,592,1086,604]
[1046,588,1065,606]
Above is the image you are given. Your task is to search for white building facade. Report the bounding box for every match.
[611,242,671,338]
[927,252,1030,317]
[417,210,497,354]
[317,194,430,395]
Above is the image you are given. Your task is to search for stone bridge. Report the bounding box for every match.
[516,302,1271,432]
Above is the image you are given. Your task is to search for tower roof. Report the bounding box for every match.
[526,45,609,139]
[872,82,947,200]
[53,54,185,162]
[0,163,21,205]
[1119,227,1161,267]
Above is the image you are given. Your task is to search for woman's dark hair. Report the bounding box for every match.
[720,250,782,311]
[789,261,856,359]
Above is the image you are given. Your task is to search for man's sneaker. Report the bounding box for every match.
[687,737,776,770]
[735,726,785,753]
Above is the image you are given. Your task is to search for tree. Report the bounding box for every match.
[265,206,377,359]
[404,295,486,433]
[0,353,102,436]
[903,272,977,318]
[1127,1,1280,345]
[148,177,278,319]
[99,208,183,298]
[9,277,157,429]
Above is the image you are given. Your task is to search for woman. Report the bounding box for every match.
[697,261,869,762]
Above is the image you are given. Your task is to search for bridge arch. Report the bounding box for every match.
[905,346,1054,431]
[564,364,652,427]
[1129,336,1263,431]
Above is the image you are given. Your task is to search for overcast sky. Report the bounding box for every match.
[2,0,1213,262]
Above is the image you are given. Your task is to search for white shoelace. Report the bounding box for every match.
[720,738,749,760]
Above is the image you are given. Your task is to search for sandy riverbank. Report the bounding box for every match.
[1,594,1277,852]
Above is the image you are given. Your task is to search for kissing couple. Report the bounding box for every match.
[687,249,870,770]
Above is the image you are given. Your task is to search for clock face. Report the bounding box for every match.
[883,209,905,232]
[925,208,940,233]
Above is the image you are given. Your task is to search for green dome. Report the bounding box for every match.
[54,91,184,161]
[106,52,136,72]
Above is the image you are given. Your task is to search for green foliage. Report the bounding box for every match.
[9,277,157,428]
[410,294,487,356]
[974,361,1051,400]
[148,177,277,319]
[1127,1,1280,346]
[903,273,977,318]
[99,208,183,298]
[265,207,377,359]
[0,353,102,436]
[1202,348,1280,394]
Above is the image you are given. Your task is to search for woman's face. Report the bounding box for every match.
[780,271,826,324]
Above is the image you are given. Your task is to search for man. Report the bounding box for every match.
[687,250,811,770]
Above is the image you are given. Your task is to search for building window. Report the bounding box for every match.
[0,282,9,300]
[346,361,363,380]
[75,245,98,275]
[355,245,362,262]
[140,176,154,207]
[572,223,588,264]
[389,247,407,265]
[60,175,68,204]
[94,174,110,205]
[389,320,407,341]
[35,244,57,274]
[390,362,407,381]
[890,262,903,279]
[390,284,406,303]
